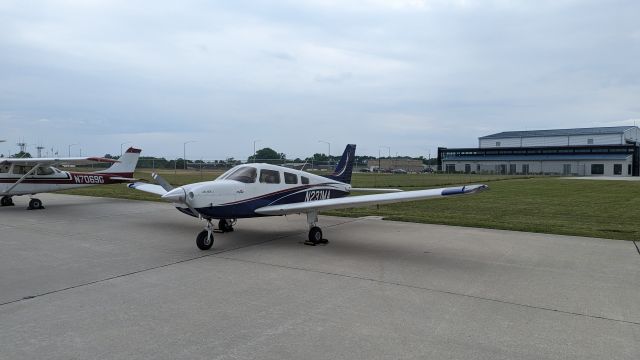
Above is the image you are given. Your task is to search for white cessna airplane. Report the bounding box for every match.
[1,147,141,209]
[129,144,487,250]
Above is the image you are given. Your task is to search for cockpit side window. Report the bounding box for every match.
[301,176,310,185]
[12,165,31,175]
[259,169,281,184]
[0,164,10,174]
[284,172,297,184]
[36,166,55,176]
[226,166,257,183]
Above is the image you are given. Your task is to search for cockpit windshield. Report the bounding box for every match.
[223,166,257,183]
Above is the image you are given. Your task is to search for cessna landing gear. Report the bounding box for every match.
[1,196,14,207]
[304,211,328,246]
[196,219,215,250]
[218,218,236,233]
[28,198,44,210]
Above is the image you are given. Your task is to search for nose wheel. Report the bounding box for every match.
[28,198,44,210]
[1,196,14,207]
[196,220,215,250]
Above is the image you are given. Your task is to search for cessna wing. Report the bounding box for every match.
[0,156,119,167]
[255,184,488,216]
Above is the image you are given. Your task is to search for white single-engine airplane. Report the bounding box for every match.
[129,144,487,250]
[1,147,141,209]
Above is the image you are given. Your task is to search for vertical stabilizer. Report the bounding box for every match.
[97,147,141,177]
[324,144,356,184]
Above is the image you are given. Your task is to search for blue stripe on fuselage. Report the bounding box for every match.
[195,186,349,218]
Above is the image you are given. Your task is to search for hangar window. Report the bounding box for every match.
[260,169,281,184]
[301,176,309,185]
[587,138,594,145]
[495,141,501,147]
[613,164,622,175]
[226,166,257,183]
[591,164,604,175]
[284,172,298,184]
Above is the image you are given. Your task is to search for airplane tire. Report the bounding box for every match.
[308,227,323,243]
[196,230,214,250]
[218,219,233,232]
[28,198,43,210]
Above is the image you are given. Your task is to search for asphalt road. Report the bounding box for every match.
[1,193,638,359]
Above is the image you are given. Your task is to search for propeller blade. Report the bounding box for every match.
[152,173,174,192]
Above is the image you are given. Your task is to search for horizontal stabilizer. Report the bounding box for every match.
[110,177,137,182]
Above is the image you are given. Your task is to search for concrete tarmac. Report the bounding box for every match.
[0,193,639,359]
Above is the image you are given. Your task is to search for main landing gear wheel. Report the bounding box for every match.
[196,230,214,250]
[218,219,235,233]
[305,226,328,246]
[28,198,44,210]
[1,196,14,207]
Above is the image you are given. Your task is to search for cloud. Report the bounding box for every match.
[0,0,638,158]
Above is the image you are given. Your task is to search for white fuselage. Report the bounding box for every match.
[162,163,351,219]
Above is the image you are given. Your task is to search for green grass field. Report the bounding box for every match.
[61,170,640,241]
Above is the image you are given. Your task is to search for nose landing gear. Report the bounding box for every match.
[196,219,215,250]
[1,196,14,207]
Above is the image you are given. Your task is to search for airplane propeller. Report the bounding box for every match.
[153,173,202,218]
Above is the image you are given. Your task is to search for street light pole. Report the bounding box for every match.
[318,140,330,168]
[120,141,131,157]
[183,141,196,170]
[68,144,78,157]
[253,140,261,163]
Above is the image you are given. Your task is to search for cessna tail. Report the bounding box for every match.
[96,148,142,178]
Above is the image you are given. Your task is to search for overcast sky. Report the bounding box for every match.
[1,0,639,159]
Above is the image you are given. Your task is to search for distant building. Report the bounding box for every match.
[439,126,640,176]
[367,158,424,172]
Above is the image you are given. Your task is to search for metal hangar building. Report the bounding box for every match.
[438,126,640,176]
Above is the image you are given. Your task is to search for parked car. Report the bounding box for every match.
[392,169,408,174]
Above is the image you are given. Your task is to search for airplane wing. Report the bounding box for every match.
[255,184,488,216]
[127,182,168,196]
[350,188,403,193]
[0,156,119,166]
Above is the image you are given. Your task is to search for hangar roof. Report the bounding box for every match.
[444,154,631,161]
[480,126,637,139]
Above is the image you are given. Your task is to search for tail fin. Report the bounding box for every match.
[324,144,356,184]
[96,147,141,177]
